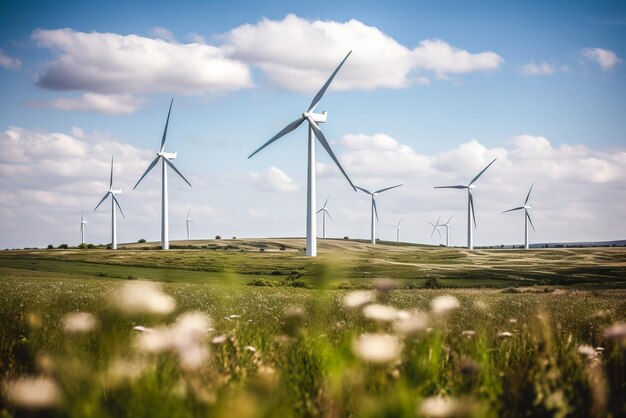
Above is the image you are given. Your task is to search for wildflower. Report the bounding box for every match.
[603,323,626,344]
[431,295,460,315]
[509,318,517,324]
[283,306,306,337]
[62,312,98,334]
[419,396,461,418]
[244,345,256,353]
[212,335,227,345]
[3,377,62,409]
[373,278,396,292]
[394,311,429,335]
[353,333,401,364]
[133,325,152,333]
[111,281,175,316]
[497,331,513,338]
[577,344,596,360]
[462,330,476,338]
[343,290,375,309]
[229,314,241,319]
[362,304,398,323]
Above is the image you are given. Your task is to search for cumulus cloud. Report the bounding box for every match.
[31,28,253,113]
[520,61,555,75]
[581,47,622,70]
[249,166,298,192]
[0,49,21,69]
[151,27,175,42]
[29,93,146,115]
[224,14,503,92]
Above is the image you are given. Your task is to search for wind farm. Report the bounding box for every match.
[1,3,625,418]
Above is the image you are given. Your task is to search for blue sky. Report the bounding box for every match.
[0,0,624,248]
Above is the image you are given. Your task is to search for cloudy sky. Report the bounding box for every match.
[0,0,625,249]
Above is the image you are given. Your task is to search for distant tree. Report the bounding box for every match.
[215,235,221,240]
[47,244,54,249]
[87,244,95,249]
[78,243,87,249]
[343,236,349,240]
[232,237,237,239]
[58,244,69,249]
[138,238,146,243]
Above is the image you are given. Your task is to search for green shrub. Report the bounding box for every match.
[423,277,443,289]
[247,279,274,287]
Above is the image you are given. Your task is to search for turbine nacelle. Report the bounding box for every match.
[109,189,122,194]
[302,111,327,124]
[157,151,177,160]
[524,205,531,210]
[468,185,476,189]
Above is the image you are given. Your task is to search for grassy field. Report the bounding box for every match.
[0,240,625,417]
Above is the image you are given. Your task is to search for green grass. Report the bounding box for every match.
[0,241,625,417]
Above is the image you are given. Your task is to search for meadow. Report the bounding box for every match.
[0,240,625,417]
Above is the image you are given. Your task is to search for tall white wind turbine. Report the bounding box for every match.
[434,158,496,250]
[391,219,402,242]
[355,184,403,244]
[426,217,443,244]
[503,183,535,249]
[316,196,333,239]
[248,52,356,257]
[134,99,192,250]
[94,157,125,250]
[80,210,87,245]
[185,209,192,241]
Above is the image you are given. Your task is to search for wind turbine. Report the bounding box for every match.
[316,196,333,239]
[80,210,87,245]
[185,210,192,241]
[439,215,453,247]
[248,51,356,257]
[355,184,403,244]
[94,157,125,250]
[434,158,497,250]
[391,219,402,242]
[134,99,192,250]
[426,217,443,244]
[503,183,535,249]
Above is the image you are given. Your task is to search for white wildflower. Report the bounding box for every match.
[577,344,596,359]
[352,333,401,364]
[363,304,398,323]
[394,311,429,335]
[3,377,62,409]
[603,323,626,343]
[61,312,98,334]
[431,295,460,315]
[462,330,476,338]
[133,325,152,333]
[497,331,513,338]
[343,290,375,309]
[229,314,241,319]
[419,396,460,418]
[112,281,175,316]
[244,345,256,353]
[212,335,227,345]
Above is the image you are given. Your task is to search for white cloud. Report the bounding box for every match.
[581,47,622,71]
[0,49,21,70]
[31,28,253,113]
[151,26,175,42]
[520,61,555,75]
[30,93,146,115]
[187,33,206,44]
[249,166,298,192]
[224,14,503,92]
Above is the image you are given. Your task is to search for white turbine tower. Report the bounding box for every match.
[134,99,192,250]
[427,217,443,244]
[185,210,192,241]
[503,183,536,249]
[80,210,87,245]
[316,196,333,239]
[94,157,124,250]
[355,184,403,244]
[248,52,356,257]
[434,158,497,250]
[391,219,402,242]
[440,215,453,247]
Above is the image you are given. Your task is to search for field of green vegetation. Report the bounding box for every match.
[0,240,625,417]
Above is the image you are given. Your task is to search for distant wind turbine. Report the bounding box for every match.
[80,210,87,245]
[440,215,453,247]
[134,99,192,250]
[503,183,535,249]
[356,184,403,244]
[186,210,192,241]
[434,158,497,250]
[316,196,333,239]
[248,52,356,257]
[94,157,125,250]
[426,217,443,244]
[391,218,402,242]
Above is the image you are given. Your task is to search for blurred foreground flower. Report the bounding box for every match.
[3,377,62,409]
[393,311,429,335]
[343,290,375,309]
[419,396,462,418]
[603,323,626,345]
[497,331,513,339]
[62,312,98,334]
[363,304,398,323]
[431,295,460,315]
[112,281,175,315]
[353,333,401,364]
[577,344,597,360]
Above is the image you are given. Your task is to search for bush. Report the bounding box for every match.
[279,245,286,251]
[260,248,265,252]
[343,236,349,240]
[247,279,274,287]
[215,235,221,240]
[423,277,443,289]
[58,244,69,249]
[288,279,310,288]
[502,287,520,294]
[232,237,236,239]
[78,243,87,249]
[138,238,146,243]
[47,244,54,249]
[87,244,96,249]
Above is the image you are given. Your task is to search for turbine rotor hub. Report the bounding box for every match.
[302,111,328,124]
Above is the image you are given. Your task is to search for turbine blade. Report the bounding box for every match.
[373,198,379,222]
[164,158,192,187]
[324,195,330,208]
[308,118,356,191]
[446,215,453,225]
[374,184,403,194]
[134,156,160,189]
[109,156,114,188]
[94,192,109,212]
[430,222,437,239]
[502,206,524,213]
[316,208,324,214]
[524,182,534,205]
[326,210,334,223]
[187,209,190,220]
[355,185,372,195]
[469,157,497,186]
[436,227,442,240]
[434,185,468,189]
[248,116,306,159]
[526,211,536,232]
[160,98,174,153]
[436,216,441,227]
[113,195,125,219]
[398,218,402,227]
[307,50,352,112]
[469,192,477,229]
